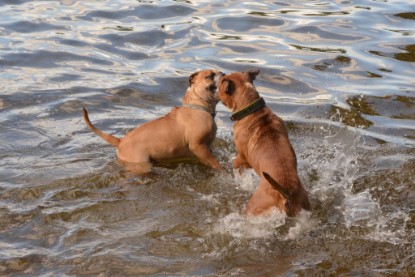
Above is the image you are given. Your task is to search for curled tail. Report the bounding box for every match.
[82,107,120,147]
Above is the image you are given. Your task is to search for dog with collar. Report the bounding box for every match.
[218,69,310,216]
[83,69,223,173]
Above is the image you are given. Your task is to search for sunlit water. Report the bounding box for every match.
[0,0,414,276]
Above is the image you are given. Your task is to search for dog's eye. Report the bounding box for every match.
[206,73,215,80]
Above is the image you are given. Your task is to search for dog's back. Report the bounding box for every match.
[238,107,310,215]
[218,69,310,216]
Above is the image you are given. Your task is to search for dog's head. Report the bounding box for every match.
[263,172,311,217]
[218,69,260,112]
[186,69,224,105]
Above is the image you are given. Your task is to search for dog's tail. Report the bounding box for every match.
[262,172,292,200]
[82,107,120,147]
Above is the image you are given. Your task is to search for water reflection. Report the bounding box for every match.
[370,44,415,63]
[395,12,415,20]
[291,44,346,54]
[214,16,284,32]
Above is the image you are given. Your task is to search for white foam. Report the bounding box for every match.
[286,210,317,240]
[233,168,260,192]
[214,208,286,239]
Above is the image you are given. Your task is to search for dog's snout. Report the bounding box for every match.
[209,84,217,93]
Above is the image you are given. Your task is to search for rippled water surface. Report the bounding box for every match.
[0,0,414,276]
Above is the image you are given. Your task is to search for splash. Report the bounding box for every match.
[297,124,414,248]
[286,210,318,240]
[232,169,260,192]
[342,190,381,228]
[212,167,317,240]
[212,167,286,239]
[214,208,286,239]
[300,126,361,201]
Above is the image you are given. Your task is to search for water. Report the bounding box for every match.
[0,0,414,275]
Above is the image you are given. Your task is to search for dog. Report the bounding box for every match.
[83,69,223,174]
[218,69,310,216]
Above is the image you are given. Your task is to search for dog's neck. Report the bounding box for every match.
[232,88,261,111]
[182,89,217,115]
[182,96,215,110]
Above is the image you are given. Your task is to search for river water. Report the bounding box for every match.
[0,0,414,276]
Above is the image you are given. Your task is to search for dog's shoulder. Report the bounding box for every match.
[247,108,284,129]
[167,106,180,118]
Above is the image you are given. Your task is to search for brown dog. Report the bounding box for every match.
[218,69,310,216]
[83,69,223,173]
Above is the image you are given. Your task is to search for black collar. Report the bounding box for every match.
[230,97,266,121]
[183,104,216,118]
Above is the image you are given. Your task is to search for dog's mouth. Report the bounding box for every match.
[209,84,217,93]
[207,71,224,95]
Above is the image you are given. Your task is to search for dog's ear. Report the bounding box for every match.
[246,69,260,82]
[263,172,292,200]
[221,79,235,95]
[189,72,199,87]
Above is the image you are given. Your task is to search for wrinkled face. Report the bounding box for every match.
[188,69,224,103]
[218,69,260,111]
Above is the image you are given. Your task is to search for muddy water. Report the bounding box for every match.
[0,0,414,276]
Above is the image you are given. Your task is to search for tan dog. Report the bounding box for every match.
[83,69,223,173]
[218,69,310,216]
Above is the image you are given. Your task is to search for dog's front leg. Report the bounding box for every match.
[189,143,221,169]
[233,154,251,170]
[233,154,251,175]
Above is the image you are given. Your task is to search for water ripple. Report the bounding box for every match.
[0,0,414,276]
